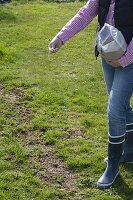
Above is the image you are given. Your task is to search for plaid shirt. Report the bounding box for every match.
[57,0,133,67]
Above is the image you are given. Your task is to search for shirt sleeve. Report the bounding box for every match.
[119,37,133,67]
[56,0,99,44]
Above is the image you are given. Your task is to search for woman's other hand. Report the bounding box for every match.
[106,60,121,67]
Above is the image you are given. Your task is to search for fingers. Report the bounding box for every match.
[48,46,59,53]
[48,37,62,53]
[48,42,59,53]
[48,38,57,53]
[48,43,56,53]
[106,60,120,67]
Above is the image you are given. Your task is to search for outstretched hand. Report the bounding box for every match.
[48,37,63,53]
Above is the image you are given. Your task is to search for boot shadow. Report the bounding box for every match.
[121,163,133,173]
[113,169,133,200]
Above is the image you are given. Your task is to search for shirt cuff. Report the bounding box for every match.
[118,55,128,68]
[119,37,133,67]
[118,53,133,67]
[56,32,68,45]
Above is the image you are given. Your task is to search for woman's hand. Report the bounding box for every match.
[106,60,121,67]
[48,36,63,53]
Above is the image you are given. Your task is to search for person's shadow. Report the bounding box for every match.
[113,164,133,200]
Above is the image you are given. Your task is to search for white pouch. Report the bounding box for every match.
[97,23,127,60]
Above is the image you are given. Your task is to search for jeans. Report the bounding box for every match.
[102,58,133,143]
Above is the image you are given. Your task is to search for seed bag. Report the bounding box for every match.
[97,23,127,60]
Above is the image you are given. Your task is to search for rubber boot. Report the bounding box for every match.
[120,123,133,163]
[97,142,123,189]
[104,123,133,164]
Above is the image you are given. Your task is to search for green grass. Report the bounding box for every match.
[0,1,133,200]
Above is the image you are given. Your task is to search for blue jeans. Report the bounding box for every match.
[102,58,133,143]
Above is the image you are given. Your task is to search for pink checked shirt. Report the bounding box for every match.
[57,0,133,67]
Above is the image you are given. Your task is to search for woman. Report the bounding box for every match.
[48,0,133,188]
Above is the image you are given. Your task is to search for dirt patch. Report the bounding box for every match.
[0,86,31,124]
[36,145,78,188]
[67,129,85,139]
[0,85,5,95]
[18,130,79,193]
[6,88,31,124]
[0,85,80,198]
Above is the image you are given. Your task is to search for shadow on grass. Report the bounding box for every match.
[0,8,16,22]
[113,165,133,200]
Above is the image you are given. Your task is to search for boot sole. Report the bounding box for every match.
[97,170,120,189]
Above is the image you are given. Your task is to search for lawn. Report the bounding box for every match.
[0,1,133,199]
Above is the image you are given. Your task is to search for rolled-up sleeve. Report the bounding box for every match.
[57,0,99,44]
